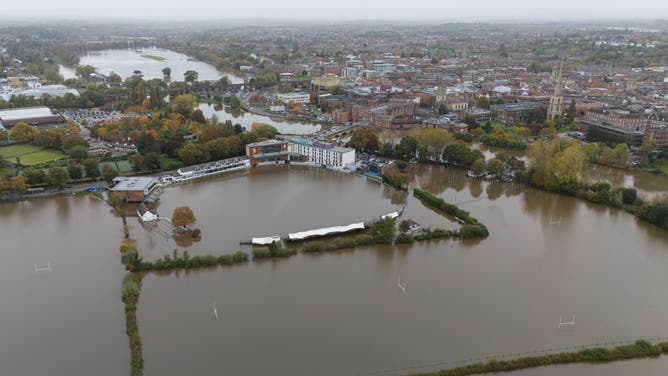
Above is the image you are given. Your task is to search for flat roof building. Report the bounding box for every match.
[276,92,311,104]
[246,139,290,167]
[0,106,66,129]
[581,119,644,146]
[288,138,355,169]
[110,177,160,203]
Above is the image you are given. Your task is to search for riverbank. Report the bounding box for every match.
[411,340,668,376]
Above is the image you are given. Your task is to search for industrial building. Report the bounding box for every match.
[0,106,66,129]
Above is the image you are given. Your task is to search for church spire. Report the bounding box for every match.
[547,56,565,121]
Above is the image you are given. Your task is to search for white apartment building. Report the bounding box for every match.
[288,139,355,168]
[277,92,311,104]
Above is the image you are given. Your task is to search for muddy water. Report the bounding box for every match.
[0,196,129,375]
[134,164,668,376]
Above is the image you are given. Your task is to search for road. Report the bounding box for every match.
[16,181,110,201]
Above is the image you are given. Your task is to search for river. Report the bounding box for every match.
[59,48,243,83]
[198,103,322,135]
[1,164,667,375]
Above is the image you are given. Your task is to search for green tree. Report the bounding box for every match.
[22,167,46,185]
[69,145,89,161]
[374,216,396,244]
[128,153,145,172]
[162,67,171,79]
[101,164,118,184]
[48,165,69,190]
[67,163,83,180]
[601,143,630,167]
[638,139,657,164]
[75,65,96,78]
[396,136,418,160]
[226,95,242,109]
[143,152,162,172]
[584,143,601,164]
[172,206,196,227]
[476,96,490,109]
[184,70,199,83]
[486,158,506,179]
[254,68,278,83]
[83,158,100,179]
[565,99,576,124]
[149,84,162,110]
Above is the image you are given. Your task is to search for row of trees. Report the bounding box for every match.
[526,137,668,230]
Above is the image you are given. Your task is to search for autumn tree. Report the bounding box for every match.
[9,176,27,194]
[171,94,198,118]
[409,128,453,161]
[347,128,379,152]
[528,138,585,194]
[178,143,210,165]
[471,158,486,176]
[250,123,278,139]
[9,122,39,142]
[172,206,196,227]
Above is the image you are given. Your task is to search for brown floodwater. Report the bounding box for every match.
[133,164,668,376]
[133,166,399,260]
[0,163,666,375]
[0,196,129,375]
[584,164,668,199]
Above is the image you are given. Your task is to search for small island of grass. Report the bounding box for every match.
[140,54,167,61]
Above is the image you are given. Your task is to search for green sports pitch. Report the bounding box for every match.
[0,144,67,166]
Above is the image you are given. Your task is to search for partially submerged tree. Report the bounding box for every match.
[172,206,196,227]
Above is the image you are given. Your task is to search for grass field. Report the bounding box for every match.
[0,145,67,166]
[141,54,167,61]
[100,160,134,173]
[657,159,668,175]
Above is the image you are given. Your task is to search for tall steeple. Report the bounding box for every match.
[547,56,565,121]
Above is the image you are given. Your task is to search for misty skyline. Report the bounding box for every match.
[4,0,668,22]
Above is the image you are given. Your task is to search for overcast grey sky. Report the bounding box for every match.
[4,0,668,21]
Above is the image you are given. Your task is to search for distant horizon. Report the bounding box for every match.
[3,0,668,24]
[1,16,668,26]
